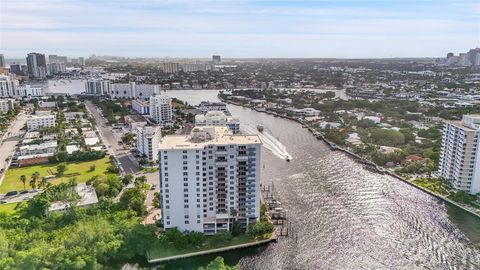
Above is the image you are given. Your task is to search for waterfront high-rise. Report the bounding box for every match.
[0,54,5,67]
[159,126,262,234]
[0,75,20,97]
[438,115,480,194]
[85,79,111,95]
[149,94,172,124]
[26,53,47,79]
[195,111,240,134]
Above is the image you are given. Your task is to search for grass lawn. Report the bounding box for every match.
[0,157,116,193]
[147,234,264,260]
[0,202,23,215]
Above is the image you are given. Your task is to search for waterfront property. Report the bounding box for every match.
[195,111,240,134]
[159,126,262,234]
[439,115,480,195]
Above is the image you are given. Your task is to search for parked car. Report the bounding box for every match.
[20,190,29,194]
[151,184,156,190]
[5,191,18,197]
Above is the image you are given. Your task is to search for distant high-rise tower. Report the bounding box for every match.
[212,55,221,63]
[26,53,47,79]
[0,54,5,67]
[446,52,454,58]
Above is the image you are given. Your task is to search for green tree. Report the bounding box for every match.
[134,176,147,188]
[121,132,136,146]
[122,174,134,186]
[152,192,160,208]
[198,257,238,270]
[56,163,67,177]
[20,175,27,190]
[30,172,40,190]
[89,164,96,172]
[119,187,146,216]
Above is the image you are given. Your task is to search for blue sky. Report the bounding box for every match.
[1,0,479,58]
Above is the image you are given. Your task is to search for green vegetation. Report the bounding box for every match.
[147,230,259,260]
[199,257,238,270]
[0,173,155,269]
[369,128,405,146]
[92,98,129,124]
[0,202,22,215]
[0,157,115,193]
[448,191,479,207]
[413,178,450,196]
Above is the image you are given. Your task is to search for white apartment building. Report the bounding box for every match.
[162,62,179,73]
[159,126,262,234]
[149,95,172,124]
[0,98,15,113]
[85,79,111,95]
[195,111,240,134]
[18,85,44,98]
[110,82,160,99]
[26,114,56,131]
[0,75,19,98]
[439,115,480,194]
[199,101,228,113]
[132,99,150,115]
[136,126,162,162]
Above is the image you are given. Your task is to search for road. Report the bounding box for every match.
[85,100,160,211]
[0,113,27,190]
[0,190,40,203]
[84,100,140,174]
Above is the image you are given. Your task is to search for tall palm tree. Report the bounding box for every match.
[20,175,27,190]
[30,171,40,190]
[38,177,48,189]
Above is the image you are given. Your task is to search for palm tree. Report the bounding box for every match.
[38,177,48,189]
[30,171,40,190]
[20,175,27,190]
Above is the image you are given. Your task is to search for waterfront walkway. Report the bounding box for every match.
[146,236,275,264]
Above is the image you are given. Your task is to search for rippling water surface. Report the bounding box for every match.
[161,90,480,270]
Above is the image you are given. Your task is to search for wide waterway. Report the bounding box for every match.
[42,84,480,269]
[160,90,480,270]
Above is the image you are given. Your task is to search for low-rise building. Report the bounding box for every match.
[136,126,162,161]
[195,111,240,134]
[19,141,57,156]
[49,184,99,212]
[199,101,228,113]
[132,99,150,115]
[26,113,56,131]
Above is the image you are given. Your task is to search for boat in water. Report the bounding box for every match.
[285,155,291,162]
[257,124,264,132]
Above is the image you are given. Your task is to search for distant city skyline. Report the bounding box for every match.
[1,0,479,58]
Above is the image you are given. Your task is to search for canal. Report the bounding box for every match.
[159,90,480,270]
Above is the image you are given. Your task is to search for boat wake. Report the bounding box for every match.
[241,124,293,161]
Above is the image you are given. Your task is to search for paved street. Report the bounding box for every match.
[0,190,41,203]
[85,100,140,174]
[0,112,27,189]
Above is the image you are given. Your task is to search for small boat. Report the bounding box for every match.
[285,156,291,162]
[257,124,264,132]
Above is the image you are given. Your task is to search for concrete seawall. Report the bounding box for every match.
[221,98,480,219]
